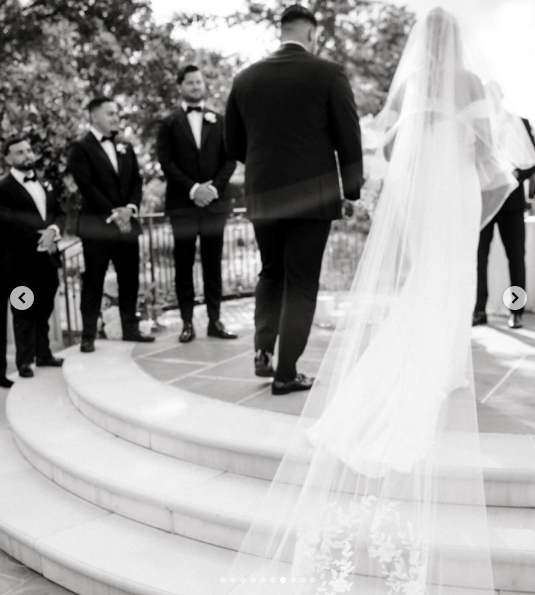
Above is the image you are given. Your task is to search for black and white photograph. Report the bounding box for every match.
[1,1,535,594]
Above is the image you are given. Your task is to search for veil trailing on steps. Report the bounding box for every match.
[222,7,535,595]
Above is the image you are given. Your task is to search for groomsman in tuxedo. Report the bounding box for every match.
[68,97,154,352]
[226,5,362,394]
[473,117,535,329]
[157,65,237,343]
[0,137,65,378]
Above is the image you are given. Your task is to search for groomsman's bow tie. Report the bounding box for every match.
[23,172,37,183]
[100,135,115,142]
[186,106,202,113]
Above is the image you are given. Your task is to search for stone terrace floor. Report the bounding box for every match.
[1,297,535,594]
[134,297,535,434]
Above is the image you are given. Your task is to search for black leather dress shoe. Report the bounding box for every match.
[255,350,274,378]
[508,313,523,329]
[207,320,237,340]
[80,340,95,353]
[122,332,155,343]
[0,376,14,388]
[36,357,64,367]
[272,373,314,395]
[179,322,196,343]
[18,364,34,378]
[472,311,487,326]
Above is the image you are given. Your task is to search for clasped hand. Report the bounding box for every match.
[108,206,133,234]
[193,182,217,208]
[37,228,57,254]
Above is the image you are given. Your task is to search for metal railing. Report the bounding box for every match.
[59,211,367,345]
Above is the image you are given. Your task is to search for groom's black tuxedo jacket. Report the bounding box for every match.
[67,132,142,240]
[0,173,65,277]
[156,107,236,217]
[225,43,363,220]
[501,118,535,212]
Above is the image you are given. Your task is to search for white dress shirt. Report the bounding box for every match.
[90,125,119,172]
[89,126,138,218]
[182,100,204,149]
[10,168,61,244]
[181,101,219,202]
[280,40,309,51]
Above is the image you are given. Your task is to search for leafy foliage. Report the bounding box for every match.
[0,0,238,228]
[1,0,413,229]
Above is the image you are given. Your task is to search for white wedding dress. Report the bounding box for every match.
[222,8,535,595]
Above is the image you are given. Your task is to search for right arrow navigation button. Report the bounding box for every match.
[503,286,527,311]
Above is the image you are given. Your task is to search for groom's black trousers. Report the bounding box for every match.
[475,208,525,315]
[253,219,331,382]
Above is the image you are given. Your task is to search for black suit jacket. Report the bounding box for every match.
[156,107,236,217]
[501,118,535,212]
[67,132,143,240]
[0,173,65,278]
[225,44,363,220]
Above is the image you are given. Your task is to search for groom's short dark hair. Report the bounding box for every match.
[86,96,115,113]
[280,5,317,28]
[177,65,200,85]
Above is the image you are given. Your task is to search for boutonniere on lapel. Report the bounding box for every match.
[43,180,53,192]
[115,142,128,155]
[204,112,217,124]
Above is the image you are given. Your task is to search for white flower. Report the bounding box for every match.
[103,317,122,340]
[369,536,402,564]
[330,576,351,593]
[139,319,153,335]
[101,305,120,324]
[43,180,53,192]
[115,142,127,154]
[204,112,217,124]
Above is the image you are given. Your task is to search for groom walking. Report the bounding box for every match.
[225,4,363,394]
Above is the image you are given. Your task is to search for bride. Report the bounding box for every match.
[222,7,535,594]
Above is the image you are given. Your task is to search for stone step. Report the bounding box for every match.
[7,368,535,592]
[1,401,513,595]
[62,342,535,508]
[0,426,254,595]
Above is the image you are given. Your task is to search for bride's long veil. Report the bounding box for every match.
[222,8,535,595]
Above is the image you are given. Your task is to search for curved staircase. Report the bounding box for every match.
[1,336,535,594]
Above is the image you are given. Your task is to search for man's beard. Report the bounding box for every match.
[15,162,34,172]
[184,94,204,104]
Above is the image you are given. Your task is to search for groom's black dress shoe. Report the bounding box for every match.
[80,340,95,353]
[508,313,523,329]
[472,311,487,326]
[207,320,237,340]
[179,322,195,343]
[255,350,274,378]
[0,376,14,388]
[272,373,314,395]
[18,364,34,378]
[36,357,64,367]
[123,332,155,343]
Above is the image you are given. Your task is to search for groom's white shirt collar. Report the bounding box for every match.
[280,40,308,52]
[90,126,107,142]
